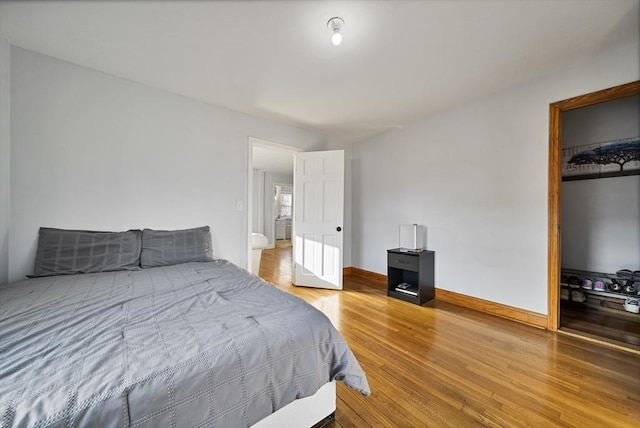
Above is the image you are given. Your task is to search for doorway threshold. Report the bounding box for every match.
[558,328,640,355]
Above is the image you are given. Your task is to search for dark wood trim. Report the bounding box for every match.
[552,81,640,110]
[547,80,640,331]
[346,266,387,283]
[548,103,562,330]
[435,289,547,329]
[346,268,547,328]
[557,329,640,356]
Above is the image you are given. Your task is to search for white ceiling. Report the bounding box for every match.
[1,0,639,149]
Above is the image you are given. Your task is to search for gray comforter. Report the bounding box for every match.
[0,260,369,427]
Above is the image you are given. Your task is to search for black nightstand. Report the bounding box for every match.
[387,248,435,305]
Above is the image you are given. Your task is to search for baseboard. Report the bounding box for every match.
[346,267,547,329]
[435,288,547,329]
[344,267,386,283]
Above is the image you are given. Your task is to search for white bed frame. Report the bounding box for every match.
[251,381,336,428]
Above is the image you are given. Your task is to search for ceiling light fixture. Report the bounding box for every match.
[327,17,344,46]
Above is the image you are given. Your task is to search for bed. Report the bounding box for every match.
[0,227,369,427]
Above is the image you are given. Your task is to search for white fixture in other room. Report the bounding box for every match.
[327,17,344,46]
[251,233,269,274]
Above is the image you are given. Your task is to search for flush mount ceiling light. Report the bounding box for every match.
[327,16,344,46]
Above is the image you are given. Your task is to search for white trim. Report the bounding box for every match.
[247,143,253,271]
[0,33,11,285]
[250,137,304,154]
[256,170,265,234]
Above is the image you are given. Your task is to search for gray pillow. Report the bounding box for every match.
[140,226,214,268]
[30,228,142,277]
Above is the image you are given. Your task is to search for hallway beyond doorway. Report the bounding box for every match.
[259,240,292,285]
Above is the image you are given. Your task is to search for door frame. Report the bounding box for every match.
[272,182,293,243]
[247,137,302,272]
[547,80,640,330]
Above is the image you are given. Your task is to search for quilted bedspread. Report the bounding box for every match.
[0,260,369,427]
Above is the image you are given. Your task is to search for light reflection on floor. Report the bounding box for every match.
[259,239,342,329]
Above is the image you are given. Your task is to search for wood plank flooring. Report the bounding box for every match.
[259,242,640,427]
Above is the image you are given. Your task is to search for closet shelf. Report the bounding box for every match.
[561,267,635,283]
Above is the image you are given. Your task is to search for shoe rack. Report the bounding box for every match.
[561,268,639,318]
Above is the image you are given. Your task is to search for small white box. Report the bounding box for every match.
[399,224,424,251]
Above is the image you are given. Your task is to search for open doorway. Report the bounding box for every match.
[247,138,300,281]
[248,140,346,290]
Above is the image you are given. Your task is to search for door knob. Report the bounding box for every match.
[336,227,342,232]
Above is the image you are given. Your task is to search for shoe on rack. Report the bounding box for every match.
[581,278,593,290]
[622,281,637,294]
[608,279,623,293]
[568,276,581,289]
[571,290,585,303]
[633,271,640,281]
[616,269,633,280]
[623,297,639,314]
[560,274,568,286]
[560,288,569,301]
[593,280,606,291]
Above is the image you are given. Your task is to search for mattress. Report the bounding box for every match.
[0,260,369,427]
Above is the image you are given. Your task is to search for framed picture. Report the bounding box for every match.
[562,136,640,181]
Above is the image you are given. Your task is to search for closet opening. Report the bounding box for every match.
[548,81,640,351]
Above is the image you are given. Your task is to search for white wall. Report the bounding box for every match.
[9,47,325,282]
[561,95,640,272]
[0,33,10,284]
[352,41,639,315]
[262,172,293,246]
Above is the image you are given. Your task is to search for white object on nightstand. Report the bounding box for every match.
[399,224,424,251]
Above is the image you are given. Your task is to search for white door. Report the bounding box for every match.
[293,150,344,289]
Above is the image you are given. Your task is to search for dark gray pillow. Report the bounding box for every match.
[30,228,142,277]
[140,226,214,268]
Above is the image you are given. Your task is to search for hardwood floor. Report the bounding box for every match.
[259,244,640,427]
